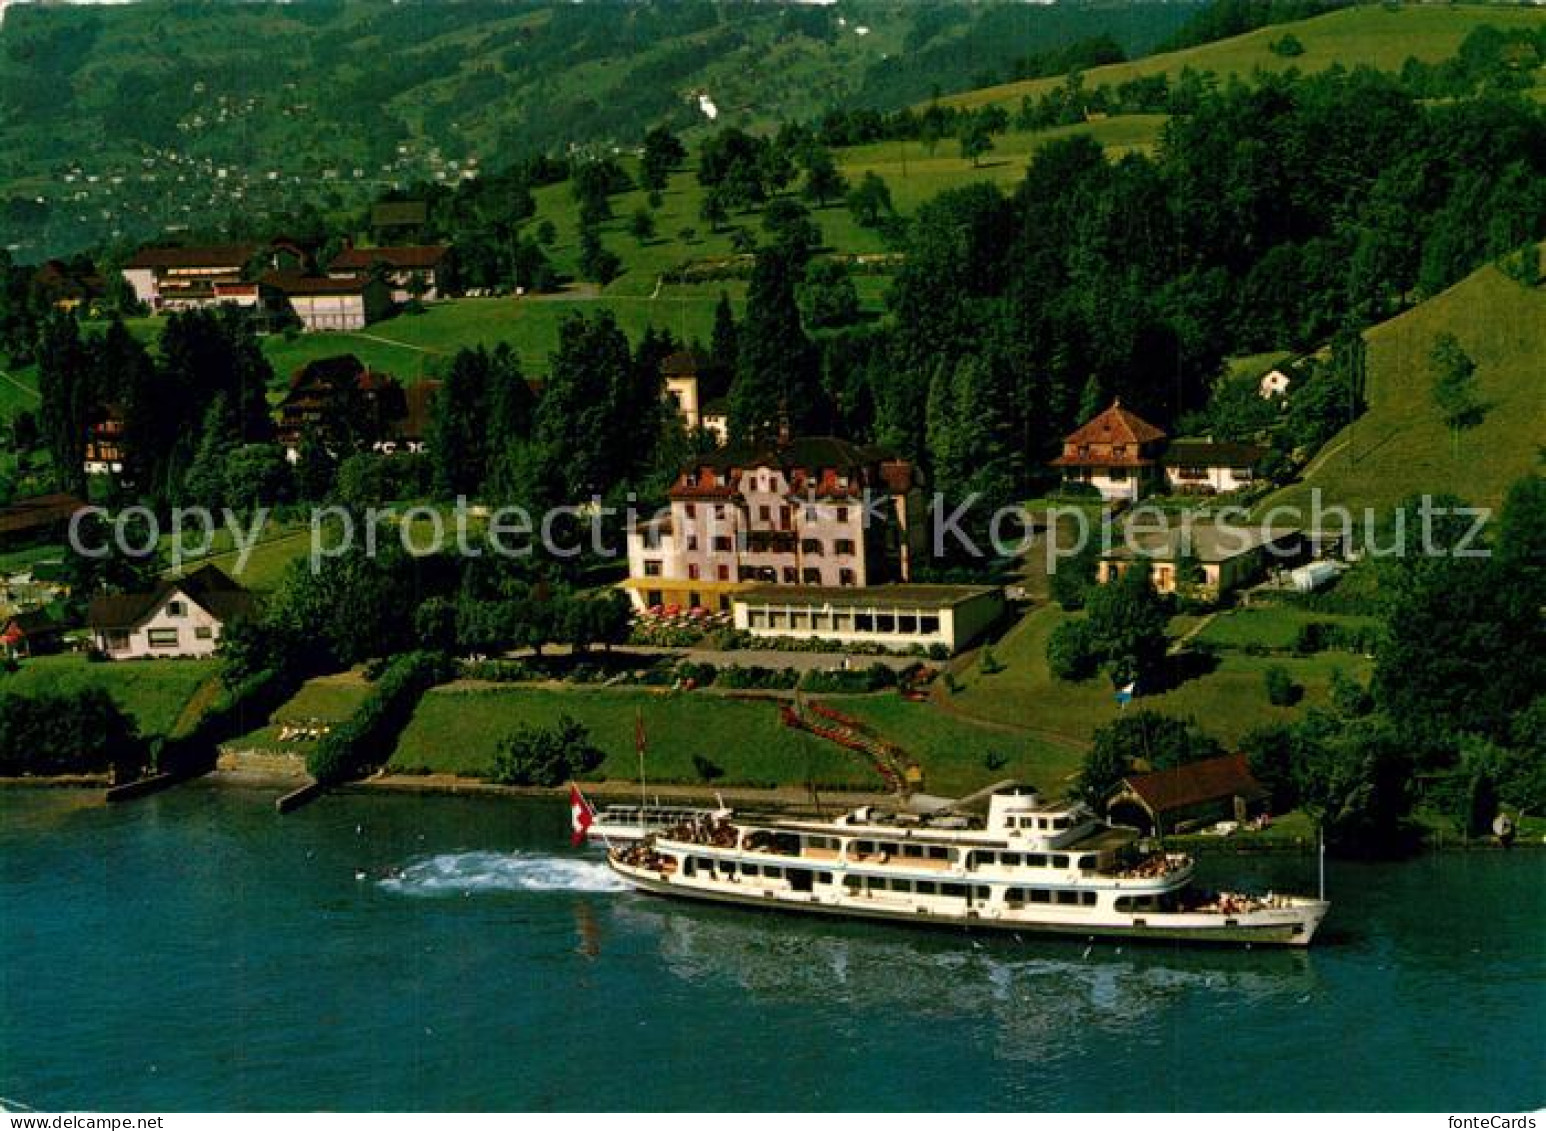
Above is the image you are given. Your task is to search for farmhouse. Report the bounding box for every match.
[731,583,1004,655]
[1050,399,1167,502]
[1097,523,1305,597]
[623,434,926,613]
[1105,754,1270,835]
[1160,440,1267,495]
[88,564,254,661]
[328,244,449,302]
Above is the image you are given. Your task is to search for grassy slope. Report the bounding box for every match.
[229,672,372,754]
[940,3,1546,112]
[388,680,1080,797]
[390,684,872,788]
[2,654,219,739]
[946,604,1374,749]
[1260,256,1546,517]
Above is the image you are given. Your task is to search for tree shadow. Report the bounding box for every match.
[1152,647,1222,693]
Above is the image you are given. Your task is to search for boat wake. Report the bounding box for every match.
[377,850,629,897]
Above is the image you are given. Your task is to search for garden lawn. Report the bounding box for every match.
[391,684,874,789]
[229,673,372,754]
[948,604,1374,748]
[811,695,1085,798]
[1195,606,1379,652]
[2,653,219,739]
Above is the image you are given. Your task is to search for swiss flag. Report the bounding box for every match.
[570,784,595,846]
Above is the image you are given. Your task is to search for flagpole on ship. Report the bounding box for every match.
[636,707,648,830]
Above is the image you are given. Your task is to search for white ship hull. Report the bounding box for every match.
[610,857,1329,947]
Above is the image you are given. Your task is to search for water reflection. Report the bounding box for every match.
[613,899,1321,1061]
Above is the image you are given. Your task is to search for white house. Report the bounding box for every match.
[263,272,392,331]
[88,564,255,660]
[1159,440,1267,495]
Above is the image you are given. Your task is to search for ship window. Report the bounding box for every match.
[890,878,911,892]
[928,845,948,860]
[740,863,759,876]
[941,883,966,899]
[1029,889,1052,904]
[1025,854,1047,868]
[975,886,991,900]
[1006,887,1026,905]
[1001,853,1020,867]
[764,867,782,878]
[1082,892,1097,906]
[1056,890,1079,905]
[844,875,862,890]
[819,873,833,884]
[1052,855,1069,868]
[916,881,937,895]
[1078,855,1097,870]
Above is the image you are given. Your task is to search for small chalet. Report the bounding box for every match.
[327,245,449,303]
[274,355,439,458]
[1050,399,1167,502]
[88,564,255,661]
[1105,754,1269,835]
[1160,440,1267,495]
[1,609,66,659]
[32,260,105,312]
[661,349,730,445]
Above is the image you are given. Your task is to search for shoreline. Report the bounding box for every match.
[6,772,1541,854]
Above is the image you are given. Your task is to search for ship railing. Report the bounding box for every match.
[1103,851,1192,880]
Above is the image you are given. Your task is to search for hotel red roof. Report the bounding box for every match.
[1062,399,1167,447]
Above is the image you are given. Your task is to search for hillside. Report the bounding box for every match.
[0,0,1196,258]
[939,2,1546,111]
[1261,251,1546,517]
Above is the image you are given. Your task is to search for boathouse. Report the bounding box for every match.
[1105,754,1269,836]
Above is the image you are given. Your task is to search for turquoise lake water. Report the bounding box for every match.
[1,785,1541,1112]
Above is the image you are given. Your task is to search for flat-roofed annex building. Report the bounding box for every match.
[1098,523,1305,596]
[732,583,1005,654]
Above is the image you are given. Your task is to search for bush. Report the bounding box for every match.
[799,663,898,694]
[1047,620,1098,681]
[0,686,145,777]
[1264,665,1303,707]
[490,713,603,787]
[308,652,456,785]
[978,646,1004,675]
[716,664,800,690]
[692,754,725,782]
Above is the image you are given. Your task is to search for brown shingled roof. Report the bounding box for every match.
[124,244,257,270]
[1117,754,1267,816]
[1062,399,1167,446]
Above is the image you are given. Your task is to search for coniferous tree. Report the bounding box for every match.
[729,248,818,442]
[430,348,493,498]
[709,290,738,374]
[34,310,91,497]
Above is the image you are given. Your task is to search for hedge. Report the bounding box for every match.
[308,652,457,785]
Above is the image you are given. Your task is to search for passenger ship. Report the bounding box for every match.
[605,784,1329,947]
